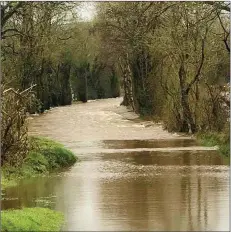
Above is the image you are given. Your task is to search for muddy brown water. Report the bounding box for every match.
[2,98,229,231]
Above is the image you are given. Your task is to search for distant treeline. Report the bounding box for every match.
[1,1,230,167]
[1,2,120,114]
[96,2,230,133]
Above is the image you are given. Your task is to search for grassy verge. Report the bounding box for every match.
[197,132,230,158]
[1,137,76,231]
[2,136,78,188]
[1,207,64,231]
[2,136,78,179]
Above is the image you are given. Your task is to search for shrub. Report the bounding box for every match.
[1,86,35,166]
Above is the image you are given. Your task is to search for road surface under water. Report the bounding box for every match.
[2,98,229,231]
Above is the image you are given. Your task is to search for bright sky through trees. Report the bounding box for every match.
[78,2,96,21]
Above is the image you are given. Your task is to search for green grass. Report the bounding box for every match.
[1,207,64,231]
[2,136,78,188]
[197,132,230,158]
[1,176,17,190]
[1,137,75,231]
[24,136,77,174]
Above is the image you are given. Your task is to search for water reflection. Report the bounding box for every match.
[95,166,228,231]
[2,98,229,231]
[99,150,226,166]
[67,139,199,150]
[2,149,229,231]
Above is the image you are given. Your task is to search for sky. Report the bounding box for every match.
[78,2,96,21]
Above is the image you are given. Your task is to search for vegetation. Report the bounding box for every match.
[2,2,74,112]
[1,137,73,231]
[1,2,120,112]
[96,2,230,133]
[197,131,230,157]
[69,22,121,101]
[95,2,229,155]
[0,3,229,231]
[2,136,77,188]
[25,136,77,174]
[1,2,229,170]
[1,207,64,231]
[1,86,35,166]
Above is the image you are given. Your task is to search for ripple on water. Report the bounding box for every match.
[5,98,229,231]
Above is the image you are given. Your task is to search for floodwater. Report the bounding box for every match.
[2,98,229,231]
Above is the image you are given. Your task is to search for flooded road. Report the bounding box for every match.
[2,98,229,231]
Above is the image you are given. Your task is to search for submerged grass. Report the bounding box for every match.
[1,207,64,231]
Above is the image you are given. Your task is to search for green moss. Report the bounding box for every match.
[2,136,78,188]
[1,207,64,231]
[197,132,230,158]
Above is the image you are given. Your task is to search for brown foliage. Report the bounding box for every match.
[1,85,35,166]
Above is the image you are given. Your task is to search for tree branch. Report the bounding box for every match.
[186,30,207,93]
[223,33,230,53]
[203,2,230,12]
[216,11,230,53]
[1,2,24,28]
[58,35,72,40]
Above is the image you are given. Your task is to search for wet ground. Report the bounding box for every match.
[2,98,229,231]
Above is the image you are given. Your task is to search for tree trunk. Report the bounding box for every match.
[180,90,196,133]
[59,62,72,105]
[179,60,196,133]
[119,54,136,111]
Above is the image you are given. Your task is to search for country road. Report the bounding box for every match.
[2,97,229,231]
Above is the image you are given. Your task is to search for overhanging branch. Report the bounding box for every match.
[203,2,230,12]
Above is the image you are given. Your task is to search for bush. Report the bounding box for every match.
[1,207,64,231]
[1,86,34,166]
